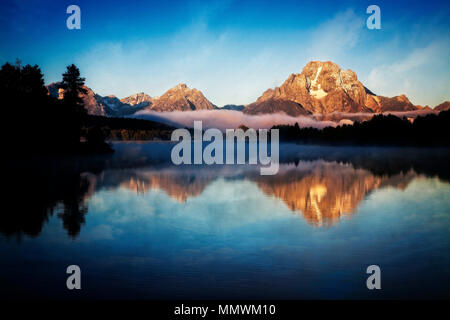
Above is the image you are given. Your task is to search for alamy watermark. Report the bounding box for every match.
[170,121,279,175]
[366,265,381,290]
[366,5,381,30]
[66,265,81,290]
[66,5,81,30]
[67,5,380,31]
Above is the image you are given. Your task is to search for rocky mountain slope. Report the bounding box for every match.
[145,83,215,112]
[365,94,418,112]
[245,98,309,117]
[47,82,215,116]
[120,92,153,108]
[244,61,421,116]
[434,101,450,111]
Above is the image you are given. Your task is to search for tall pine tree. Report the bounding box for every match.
[59,64,88,146]
[60,64,88,115]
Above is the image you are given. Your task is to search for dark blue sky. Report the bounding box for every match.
[1,0,449,106]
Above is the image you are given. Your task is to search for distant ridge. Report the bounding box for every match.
[218,104,245,111]
[47,61,448,118]
[434,101,450,111]
[47,82,148,117]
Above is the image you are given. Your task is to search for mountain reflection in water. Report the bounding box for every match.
[3,143,450,238]
[2,143,450,300]
[97,162,420,227]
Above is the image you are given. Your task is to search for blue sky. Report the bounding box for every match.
[0,0,449,106]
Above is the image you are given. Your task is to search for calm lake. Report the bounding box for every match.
[1,142,450,299]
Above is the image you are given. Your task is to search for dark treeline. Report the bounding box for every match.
[273,111,450,146]
[1,60,113,153]
[84,115,174,141]
[0,61,174,154]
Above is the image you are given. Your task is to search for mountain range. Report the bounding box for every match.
[47,61,448,118]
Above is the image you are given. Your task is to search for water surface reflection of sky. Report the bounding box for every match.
[1,144,449,299]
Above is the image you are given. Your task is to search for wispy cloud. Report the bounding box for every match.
[11,1,446,107]
[305,9,364,63]
[367,40,450,106]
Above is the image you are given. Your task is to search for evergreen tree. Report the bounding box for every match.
[59,64,88,114]
[58,64,88,147]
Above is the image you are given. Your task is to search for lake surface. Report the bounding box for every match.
[1,143,450,299]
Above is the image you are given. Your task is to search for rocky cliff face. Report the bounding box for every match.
[365,94,418,112]
[146,83,215,112]
[251,61,370,114]
[103,93,149,116]
[120,92,153,108]
[247,61,420,115]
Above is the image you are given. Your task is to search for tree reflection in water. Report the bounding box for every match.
[2,145,450,238]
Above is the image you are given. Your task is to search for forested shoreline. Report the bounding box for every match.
[83,115,174,141]
[273,111,450,147]
[1,61,175,154]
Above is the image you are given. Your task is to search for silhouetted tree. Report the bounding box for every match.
[1,61,57,152]
[59,64,87,113]
[1,61,114,153]
[57,64,90,147]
